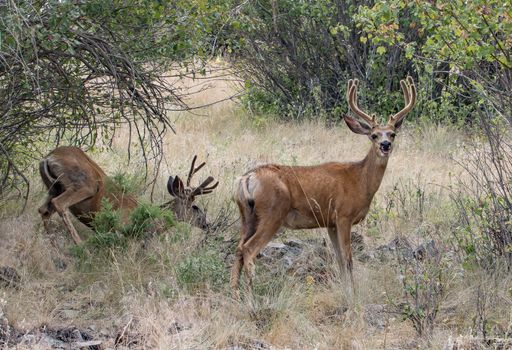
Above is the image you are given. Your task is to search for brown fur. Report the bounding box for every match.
[38,147,218,244]
[231,77,417,298]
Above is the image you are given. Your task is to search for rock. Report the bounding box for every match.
[364,304,388,330]
[53,258,67,271]
[59,309,80,320]
[0,266,20,288]
[284,238,304,248]
[259,242,288,259]
[0,317,19,347]
[19,333,37,346]
[168,321,191,335]
[72,340,103,349]
[351,232,365,252]
[372,236,414,262]
[39,326,101,350]
[38,333,66,348]
[413,240,438,261]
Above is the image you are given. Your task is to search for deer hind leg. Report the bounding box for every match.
[231,200,260,299]
[39,198,56,234]
[231,204,249,299]
[50,187,95,245]
[38,184,61,235]
[240,214,284,301]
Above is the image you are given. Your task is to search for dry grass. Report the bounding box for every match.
[1,72,511,350]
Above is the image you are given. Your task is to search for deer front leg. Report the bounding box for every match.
[50,187,95,245]
[334,217,355,289]
[327,227,344,276]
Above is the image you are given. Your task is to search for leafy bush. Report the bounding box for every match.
[110,172,145,196]
[175,250,227,292]
[123,202,175,238]
[91,199,122,235]
[229,0,510,125]
[86,201,175,251]
[389,239,447,337]
[450,113,512,270]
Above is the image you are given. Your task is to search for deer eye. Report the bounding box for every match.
[371,134,378,140]
[390,133,396,138]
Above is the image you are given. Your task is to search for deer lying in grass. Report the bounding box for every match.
[231,76,416,298]
[38,146,218,244]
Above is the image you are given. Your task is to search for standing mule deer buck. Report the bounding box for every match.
[38,146,218,244]
[231,76,416,298]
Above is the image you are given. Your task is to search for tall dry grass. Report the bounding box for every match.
[0,71,510,349]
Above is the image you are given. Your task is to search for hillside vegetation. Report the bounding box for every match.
[0,0,511,349]
[0,76,511,349]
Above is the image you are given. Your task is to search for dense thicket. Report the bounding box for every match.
[0,0,230,204]
[230,0,511,125]
[225,0,511,268]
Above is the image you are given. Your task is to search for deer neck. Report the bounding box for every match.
[360,146,389,199]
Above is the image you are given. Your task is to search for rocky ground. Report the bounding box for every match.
[0,233,453,349]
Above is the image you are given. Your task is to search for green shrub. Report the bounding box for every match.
[230,0,510,126]
[82,201,175,254]
[110,172,144,195]
[87,231,126,250]
[91,199,122,234]
[123,202,175,238]
[389,241,448,337]
[175,250,227,292]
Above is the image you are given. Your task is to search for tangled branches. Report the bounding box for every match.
[0,1,193,208]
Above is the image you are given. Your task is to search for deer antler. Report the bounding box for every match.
[191,176,219,197]
[186,155,206,187]
[388,76,416,126]
[185,155,219,197]
[347,79,377,127]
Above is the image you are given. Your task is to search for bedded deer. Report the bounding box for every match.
[231,76,416,298]
[38,146,218,244]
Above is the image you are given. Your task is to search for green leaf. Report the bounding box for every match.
[377,46,387,55]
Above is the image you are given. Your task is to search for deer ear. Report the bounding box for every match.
[393,116,405,130]
[167,175,185,197]
[344,115,371,135]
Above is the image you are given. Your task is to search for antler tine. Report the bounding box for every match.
[191,176,218,196]
[399,79,410,106]
[197,181,219,195]
[186,155,197,186]
[202,181,219,192]
[186,155,206,187]
[347,78,377,127]
[389,76,416,125]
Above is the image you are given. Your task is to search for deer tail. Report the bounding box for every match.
[236,174,255,210]
[39,158,57,184]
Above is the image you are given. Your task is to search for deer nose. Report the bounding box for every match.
[380,141,391,150]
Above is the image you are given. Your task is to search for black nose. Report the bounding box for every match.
[380,141,391,150]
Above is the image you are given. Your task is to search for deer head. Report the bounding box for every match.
[165,155,219,230]
[344,76,416,157]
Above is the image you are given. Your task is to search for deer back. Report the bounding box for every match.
[40,146,137,225]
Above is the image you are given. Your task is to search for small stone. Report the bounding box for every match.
[168,321,191,335]
[72,340,102,349]
[59,309,80,320]
[0,266,20,287]
[364,304,388,330]
[285,238,304,248]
